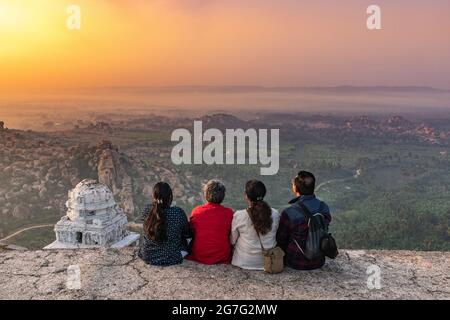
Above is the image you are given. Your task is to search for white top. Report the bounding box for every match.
[230,208,280,270]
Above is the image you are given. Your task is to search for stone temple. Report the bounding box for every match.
[44,179,139,249]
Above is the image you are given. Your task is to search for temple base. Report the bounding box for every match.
[44,232,140,250]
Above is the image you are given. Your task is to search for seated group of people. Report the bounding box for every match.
[138,171,331,271]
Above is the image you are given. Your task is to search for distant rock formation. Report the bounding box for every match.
[342,115,446,145]
[96,140,135,217]
[384,115,413,128]
[344,115,378,129]
[86,122,113,133]
[0,249,448,299]
[199,113,247,129]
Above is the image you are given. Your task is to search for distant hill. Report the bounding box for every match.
[83,85,447,94]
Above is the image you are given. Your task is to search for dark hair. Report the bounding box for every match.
[143,182,173,242]
[293,171,316,195]
[245,180,273,235]
[203,180,226,204]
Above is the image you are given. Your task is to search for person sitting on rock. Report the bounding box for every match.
[230,180,280,270]
[187,180,234,264]
[139,182,192,266]
[276,171,332,270]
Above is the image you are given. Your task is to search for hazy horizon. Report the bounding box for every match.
[1,86,450,131]
[1,1,450,128]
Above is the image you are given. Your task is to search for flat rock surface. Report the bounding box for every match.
[0,249,449,300]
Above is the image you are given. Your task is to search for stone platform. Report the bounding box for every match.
[44,232,140,250]
[0,248,449,300]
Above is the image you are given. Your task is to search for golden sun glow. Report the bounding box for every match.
[0,1,66,58]
[0,2,24,29]
[0,0,449,95]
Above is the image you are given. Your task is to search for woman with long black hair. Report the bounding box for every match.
[230,180,280,270]
[139,182,192,266]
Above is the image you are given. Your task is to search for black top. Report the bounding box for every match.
[138,205,192,266]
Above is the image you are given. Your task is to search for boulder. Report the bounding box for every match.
[12,204,31,219]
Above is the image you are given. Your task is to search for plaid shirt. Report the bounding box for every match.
[276,195,331,270]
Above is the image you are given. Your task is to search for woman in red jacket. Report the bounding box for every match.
[188,180,234,264]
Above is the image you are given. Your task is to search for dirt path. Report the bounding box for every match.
[315,171,359,193]
[0,224,54,243]
[316,177,351,192]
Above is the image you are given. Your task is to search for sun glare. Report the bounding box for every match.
[0,1,69,60]
[0,2,26,29]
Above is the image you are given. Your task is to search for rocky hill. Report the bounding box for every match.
[0,120,200,239]
[1,114,450,252]
[0,248,448,300]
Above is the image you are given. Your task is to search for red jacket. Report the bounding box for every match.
[188,202,234,265]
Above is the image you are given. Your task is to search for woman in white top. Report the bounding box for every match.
[230,180,280,270]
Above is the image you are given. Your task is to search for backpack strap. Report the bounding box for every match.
[293,238,305,255]
[289,201,311,255]
[255,231,266,252]
[297,201,314,220]
[299,201,327,228]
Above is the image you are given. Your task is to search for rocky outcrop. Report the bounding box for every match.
[0,130,193,235]
[96,140,135,217]
[0,249,448,300]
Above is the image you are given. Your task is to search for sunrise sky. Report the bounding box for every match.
[1,0,450,95]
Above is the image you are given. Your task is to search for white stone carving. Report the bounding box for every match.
[44,179,139,249]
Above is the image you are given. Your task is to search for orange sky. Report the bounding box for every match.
[1,0,450,95]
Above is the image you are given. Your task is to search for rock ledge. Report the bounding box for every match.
[0,249,449,300]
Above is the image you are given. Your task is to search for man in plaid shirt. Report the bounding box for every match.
[276,171,331,270]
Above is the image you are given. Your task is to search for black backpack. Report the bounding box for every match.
[292,201,338,260]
